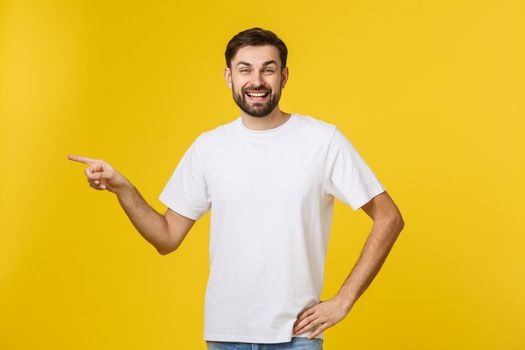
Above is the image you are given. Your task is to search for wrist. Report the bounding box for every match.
[114,178,133,196]
[335,292,356,313]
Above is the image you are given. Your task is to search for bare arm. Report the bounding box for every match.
[115,182,196,254]
[67,155,195,255]
[293,191,405,339]
[335,190,405,309]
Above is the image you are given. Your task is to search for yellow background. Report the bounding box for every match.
[1,0,523,349]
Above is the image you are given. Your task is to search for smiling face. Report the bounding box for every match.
[225,45,289,118]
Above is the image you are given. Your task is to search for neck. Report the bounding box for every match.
[240,108,292,131]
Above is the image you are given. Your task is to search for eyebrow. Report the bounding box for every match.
[236,60,278,68]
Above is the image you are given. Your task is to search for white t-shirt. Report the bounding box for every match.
[159,113,385,343]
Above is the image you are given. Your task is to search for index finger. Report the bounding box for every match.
[67,154,96,165]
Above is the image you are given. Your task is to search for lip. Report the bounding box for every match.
[244,91,270,101]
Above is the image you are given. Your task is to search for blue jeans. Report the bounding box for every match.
[206,337,323,350]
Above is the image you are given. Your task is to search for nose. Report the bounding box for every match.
[250,71,264,87]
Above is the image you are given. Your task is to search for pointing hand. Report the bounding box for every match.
[67,155,129,193]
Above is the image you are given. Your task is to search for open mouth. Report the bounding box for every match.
[245,90,270,101]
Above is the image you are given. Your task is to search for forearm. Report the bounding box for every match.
[336,216,404,311]
[115,181,171,253]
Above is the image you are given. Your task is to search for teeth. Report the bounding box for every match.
[246,91,268,97]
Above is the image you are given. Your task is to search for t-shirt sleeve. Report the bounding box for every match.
[158,135,211,220]
[323,127,385,211]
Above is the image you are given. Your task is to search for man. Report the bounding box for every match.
[68,27,404,350]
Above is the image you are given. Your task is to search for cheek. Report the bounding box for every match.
[236,80,249,91]
[270,77,282,88]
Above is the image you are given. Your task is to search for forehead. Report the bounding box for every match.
[231,45,281,68]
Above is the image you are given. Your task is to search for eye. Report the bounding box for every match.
[264,69,275,74]
[240,69,250,73]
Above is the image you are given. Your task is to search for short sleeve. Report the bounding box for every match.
[159,135,211,220]
[323,127,385,211]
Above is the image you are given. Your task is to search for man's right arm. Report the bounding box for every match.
[115,183,196,255]
[68,154,195,255]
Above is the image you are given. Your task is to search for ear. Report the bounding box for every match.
[224,67,232,89]
[281,66,289,89]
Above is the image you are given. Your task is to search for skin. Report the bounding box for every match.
[66,155,195,255]
[292,192,404,339]
[224,44,291,131]
[223,45,405,340]
[68,43,405,341]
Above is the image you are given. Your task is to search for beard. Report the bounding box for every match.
[232,83,282,118]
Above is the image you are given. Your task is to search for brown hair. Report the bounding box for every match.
[225,27,288,71]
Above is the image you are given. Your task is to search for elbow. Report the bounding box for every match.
[379,210,404,233]
[156,219,181,255]
[156,242,179,256]
[157,247,171,255]
[393,212,405,232]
